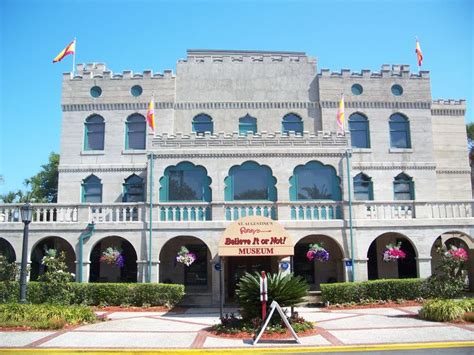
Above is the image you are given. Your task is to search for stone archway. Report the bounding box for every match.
[294,235,344,290]
[431,231,473,291]
[89,236,137,282]
[0,237,16,262]
[159,236,212,293]
[367,232,417,280]
[30,237,76,281]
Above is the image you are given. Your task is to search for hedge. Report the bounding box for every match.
[0,281,185,307]
[320,279,428,304]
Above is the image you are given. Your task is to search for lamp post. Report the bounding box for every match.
[19,203,33,303]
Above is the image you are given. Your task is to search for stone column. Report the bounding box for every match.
[353,258,368,282]
[137,260,160,283]
[278,256,291,276]
[74,260,91,282]
[211,256,223,305]
[416,256,432,279]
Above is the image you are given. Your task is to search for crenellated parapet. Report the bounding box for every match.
[431,99,466,116]
[152,130,349,150]
[63,63,175,81]
[319,64,429,79]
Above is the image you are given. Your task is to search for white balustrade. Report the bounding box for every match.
[158,202,211,221]
[288,201,343,220]
[88,204,144,223]
[223,202,277,221]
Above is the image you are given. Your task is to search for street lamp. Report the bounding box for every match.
[19,203,33,303]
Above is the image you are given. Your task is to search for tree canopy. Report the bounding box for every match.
[0,152,59,203]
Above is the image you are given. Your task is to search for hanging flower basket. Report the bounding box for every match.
[306,243,329,262]
[100,247,125,268]
[176,246,197,267]
[446,245,468,261]
[383,242,406,262]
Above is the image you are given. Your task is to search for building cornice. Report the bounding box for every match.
[153,152,346,159]
[58,166,146,174]
[436,169,471,175]
[353,162,437,171]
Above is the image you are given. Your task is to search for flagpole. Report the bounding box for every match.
[148,153,154,283]
[72,38,76,76]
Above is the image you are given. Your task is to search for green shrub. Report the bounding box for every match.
[236,272,309,320]
[38,250,75,305]
[418,299,466,322]
[0,281,184,307]
[321,279,427,304]
[0,303,98,329]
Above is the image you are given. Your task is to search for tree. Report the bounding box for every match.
[0,152,59,203]
[467,123,474,163]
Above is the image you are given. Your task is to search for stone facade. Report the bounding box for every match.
[1,50,473,305]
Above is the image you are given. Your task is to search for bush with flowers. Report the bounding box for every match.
[306,243,329,262]
[176,246,197,267]
[39,248,75,304]
[425,244,469,298]
[100,247,125,268]
[383,242,406,262]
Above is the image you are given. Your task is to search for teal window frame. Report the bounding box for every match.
[159,162,212,202]
[84,115,105,151]
[353,173,374,200]
[192,114,213,135]
[389,113,411,148]
[289,161,341,201]
[125,114,146,150]
[349,113,371,148]
[82,175,102,203]
[224,161,277,201]
[393,173,415,200]
[282,113,303,134]
[123,174,145,202]
[239,114,257,135]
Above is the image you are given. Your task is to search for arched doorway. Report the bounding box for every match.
[294,235,344,290]
[0,238,16,262]
[89,236,137,282]
[431,232,473,290]
[159,236,211,294]
[367,233,417,280]
[30,237,75,281]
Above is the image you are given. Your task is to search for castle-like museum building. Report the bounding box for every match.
[1,49,473,305]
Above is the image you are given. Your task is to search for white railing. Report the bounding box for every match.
[223,201,277,221]
[158,202,212,221]
[88,203,144,223]
[0,200,473,224]
[288,201,343,220]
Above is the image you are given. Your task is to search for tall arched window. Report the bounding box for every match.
[239,114,257,135]
[82,175,102,203]
[289,161,341,200]
[123,174,144,202]
[282,113,303,134]
[389,113,411,148]
[160,162,211,202]
[126,114,146,150]
[192,114,213,135]
[84,115,105,150]
[353,173,373,200]
[393,173,414,200]
[225,161,277,201]
[349,113,370,148]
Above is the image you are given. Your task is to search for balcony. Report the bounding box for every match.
[1,200,472,226]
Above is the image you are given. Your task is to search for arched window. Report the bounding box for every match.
[393,173,414,200]
[239,114,257,135]
[82,175,102,203]
[353,173,373,200]
[289,161,341,200]
[123,174,145,202]
[282,113,303,134]
[126,114,146,150]
[389,113,411,148]
[192,114,213,135]
[84,115,105,150]
[349,113,370,148]
[225,161,277,201]
[160,162,211,202]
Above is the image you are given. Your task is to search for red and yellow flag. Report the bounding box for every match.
[336,95,345,134]
[415,39,423,67]
[53,39,76,63]
[146,97,155,131]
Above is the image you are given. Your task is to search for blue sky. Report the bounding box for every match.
[0,0,472,195]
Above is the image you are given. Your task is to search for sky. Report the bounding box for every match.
[0,0,473,195]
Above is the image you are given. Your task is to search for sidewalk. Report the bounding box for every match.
[0,306,473,353]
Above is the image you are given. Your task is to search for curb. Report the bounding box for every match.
[2,341,474,354]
